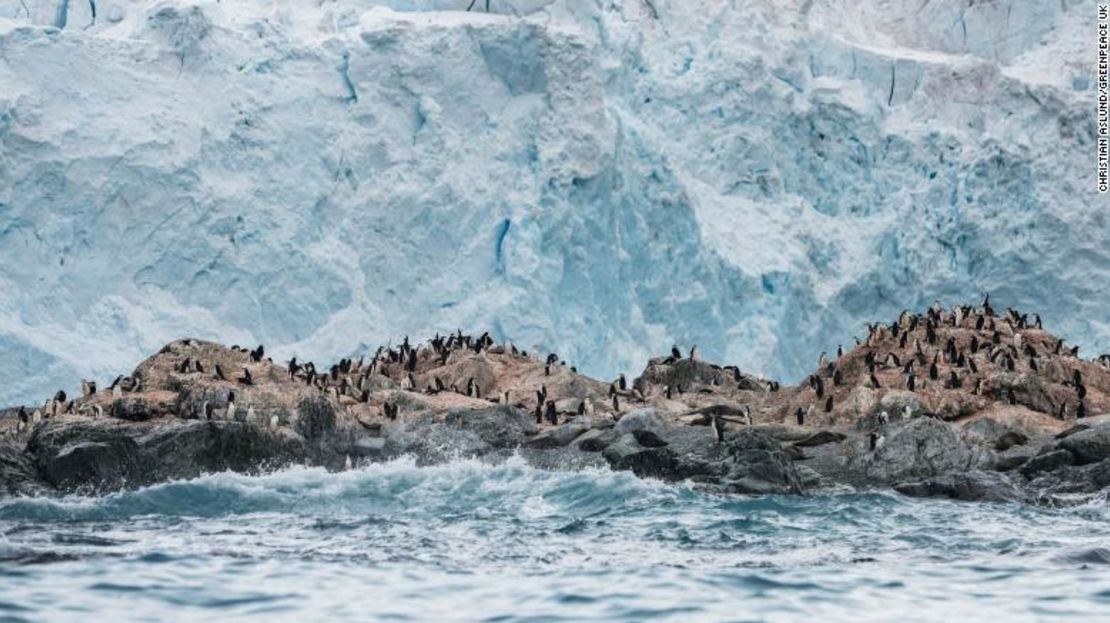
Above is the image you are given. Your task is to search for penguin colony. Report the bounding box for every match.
[2,298,1108,458]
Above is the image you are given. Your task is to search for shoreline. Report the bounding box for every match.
[1,301,1108,504]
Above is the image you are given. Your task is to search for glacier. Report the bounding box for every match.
[0,0,1106,407]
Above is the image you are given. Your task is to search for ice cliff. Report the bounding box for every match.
[0,0,1105,406]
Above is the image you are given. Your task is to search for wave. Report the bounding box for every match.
[0,455,695,523]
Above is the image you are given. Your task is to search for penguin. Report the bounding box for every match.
[387,403,398,421]
[401,373,415,390]
[1073,369,1083,387]
[868,431,879,451]
[54,390,67,404]
[878,410,889,426]
[612,394,620,411]
[712,414,726,443]
[1029,358,1038,373]
[214,364,227,381]
[818,351,828,371]
[968,356,979,374]
[81,380,97,397]
[16,407,28,431]
[269,413,280,430]
[929,362,938,381]
[837,344,844,358]
[534,404,543,424]
[946,370,961,389]
[1057,402,1068,420]
[689,345,699,361]
[544,365,550,377]
[973,378,982,395]
[907,375,916,392]
[1077,384,1087,400]
[869,373,880,389]
[544,401,557,425]
[237,368,253,386]
[618,374,627,391]
[795,407,804,426]
[203,401,214,421]
[250,345,265,363]
[247,405,256,423]
[1013,332,1023,352]
[1077,402,1087,419]
[833,369,843,387]
[665,385,673,400]
[344,455,353,471]
[577,401,586,416]
[671,345,682,360]
[824,396,834,413]
[1034,314,1042,329]
[226,392,237,420]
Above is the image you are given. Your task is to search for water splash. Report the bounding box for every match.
[0,458,1108,620]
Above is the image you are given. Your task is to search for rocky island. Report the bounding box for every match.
[2,300,1108,505]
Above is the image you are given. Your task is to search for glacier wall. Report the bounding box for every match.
[0,0,1106,406]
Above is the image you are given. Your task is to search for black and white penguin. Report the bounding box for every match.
[237,368,253,386]
[544,401,557,425]
[795,407,804,426]
[824,396,833,413]
[214,364,227,381]
[869,373,880,389]
[618,374,627,391]
[712,414,726,443]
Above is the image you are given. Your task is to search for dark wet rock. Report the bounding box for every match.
[445,406,537,449]
[718,428,803,494]
[574,428,619,452]
[602,434,679,479]
[860,418,990,486]
[793,430,846,447]
[1055,424,1090,440]
[1056,425,1110,465]
[524,419,589,449]
[1025,458,1110,499]
[0,443,45,496]
[993,453,1033,473]
[615,409,663,435]
[782,444,806,460]
[632,429,668,448]
[25,418,304,494]
[994,431,1029,452]
[1019,449,1075,478]
[894,470,1024,503]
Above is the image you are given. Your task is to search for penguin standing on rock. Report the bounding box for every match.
[712,414,726,443]
[795,407,804,426]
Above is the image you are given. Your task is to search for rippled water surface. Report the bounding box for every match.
[1,457,1108,621]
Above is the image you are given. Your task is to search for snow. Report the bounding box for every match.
[0,0,1105,406]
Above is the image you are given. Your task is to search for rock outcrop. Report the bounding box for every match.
[1,303,1109,503]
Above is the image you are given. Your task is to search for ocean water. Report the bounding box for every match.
[0,457,1108,622]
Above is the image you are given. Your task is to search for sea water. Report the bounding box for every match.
[0,456,1108,622]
